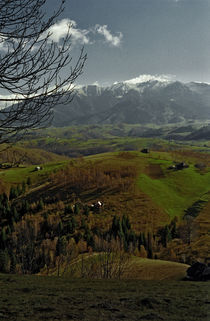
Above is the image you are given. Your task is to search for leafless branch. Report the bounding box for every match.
[0,0,87,144]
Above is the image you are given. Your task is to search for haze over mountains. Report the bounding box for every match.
[52,76,210,127]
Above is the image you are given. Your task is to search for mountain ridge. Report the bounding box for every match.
[52,77,210,127]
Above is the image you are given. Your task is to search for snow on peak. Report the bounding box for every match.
[123,74,175,85]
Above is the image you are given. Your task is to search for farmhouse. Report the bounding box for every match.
[90,201,104,212]
[34,166,43,171]
[141,148,149,154]
[168,162,189,171]
[176,162,189,170]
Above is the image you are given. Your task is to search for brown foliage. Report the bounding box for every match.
[50,161,137,195]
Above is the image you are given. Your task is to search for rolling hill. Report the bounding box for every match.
[0,145,209,269]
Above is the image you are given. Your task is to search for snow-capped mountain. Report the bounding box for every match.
[52,76,210,126]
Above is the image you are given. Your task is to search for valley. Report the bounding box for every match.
[0,126,209,280]
[1,1,210,320]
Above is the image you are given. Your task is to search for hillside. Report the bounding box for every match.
[0,145,68,166]
[18,123,210,158]
[44,253,189,280]
[0,144,209,275]
[0,145,68,194]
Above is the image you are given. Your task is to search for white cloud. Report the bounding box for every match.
[46,19,123,48]
[0,93,20,109]
[95,24,123,47]
[47,19,90,45]
[0,19,123,55]
[124,74,175,84]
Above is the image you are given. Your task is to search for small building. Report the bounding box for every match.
[141,148,149,154]
[175,162,189,170]
[168,162,189,171]
[90,201,104,212]
[168,165,176,170]
[35,166,43,171]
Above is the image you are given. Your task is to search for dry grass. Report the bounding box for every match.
[124,257,189,280]
[0,273,209,321]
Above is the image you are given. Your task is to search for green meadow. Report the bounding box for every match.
[0,161,68,185]
[138,162,210,218]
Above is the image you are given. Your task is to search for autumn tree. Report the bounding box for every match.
[55,236,67,276]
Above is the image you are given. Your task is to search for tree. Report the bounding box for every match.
[0,0,87,144]
[0,249,10,273]
[10,253,17,273]
[26,177,32,186]
[55,236,67,276]
[37,198,44,211]
[147,231,153,259]
[21,181,26,194]
[0,229,7,250]
[9,186,18,200]
[159,225,172,248]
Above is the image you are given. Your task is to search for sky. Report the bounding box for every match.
[16,0,210,86]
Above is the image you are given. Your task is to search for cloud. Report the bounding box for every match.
[124,74,175,84]
[0,93,20,109]
[47,19,123,47]
[47,19,90,45]
[0,18,123,52]
[95,25,123,47]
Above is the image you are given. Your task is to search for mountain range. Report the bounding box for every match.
[52,78,210,126]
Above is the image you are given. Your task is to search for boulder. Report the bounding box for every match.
[186,262,210,281]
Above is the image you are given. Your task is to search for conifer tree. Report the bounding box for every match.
[84,205,90,216]
[74,203,80,215]
[58,221,64,236]
[147,231,153,259]
[71,217,76,233]
[10,253,17,274]
[9,186,18,200]
[21,181,26,194]
[0,249,10,273]
[37,198,44,211]
[26,177,32,186]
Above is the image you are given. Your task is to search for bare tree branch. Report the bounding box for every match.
[0,0,87,144]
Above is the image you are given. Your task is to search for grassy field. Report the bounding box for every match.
[87,150,210,219]
[0,148,209,222]
[123,257,190,280]
[48,255,190,281]
[0,161,68,185]
[138,161,210,218]
[18,124,210,158]
[0,273,209,321]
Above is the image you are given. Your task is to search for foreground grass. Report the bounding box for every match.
[0,274,209,321]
